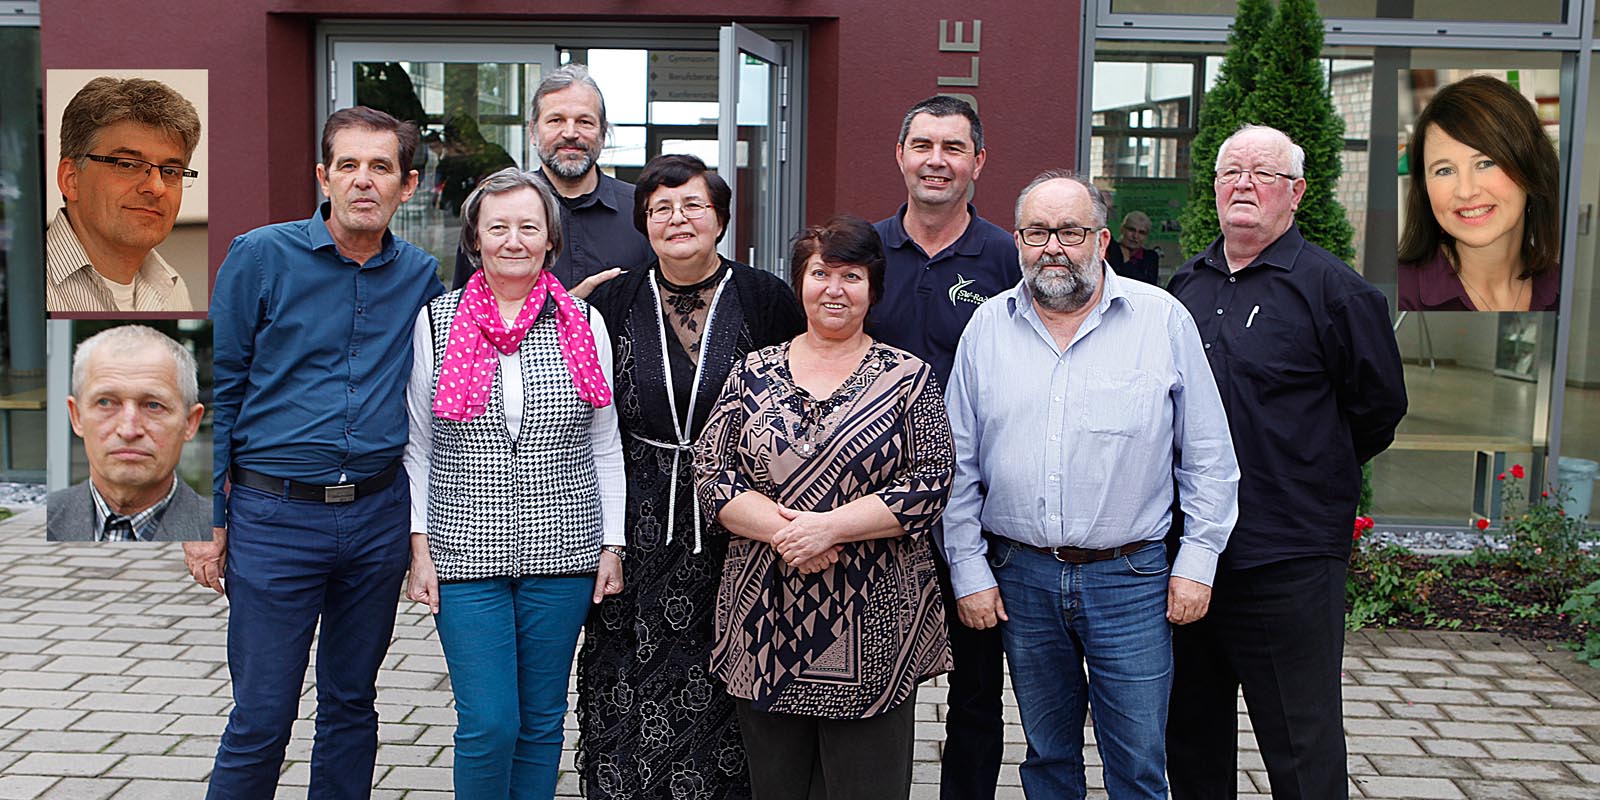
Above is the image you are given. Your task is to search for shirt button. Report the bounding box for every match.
[1205,342,1212,350]
[1053,395,1063,403]
[1048,473,1060,482]
[1228,276,1236,283]
[1215,308,1224,315]
[1049,433,1060,441]
[1049,513,1061,522]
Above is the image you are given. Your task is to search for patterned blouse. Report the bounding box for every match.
[694,341,954,720]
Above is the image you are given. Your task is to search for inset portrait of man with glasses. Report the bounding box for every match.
[45,70,208,315]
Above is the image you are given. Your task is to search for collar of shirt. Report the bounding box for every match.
[880,202,990,259]
[90,474,179,542]
[309,202,401,269]
[538,168,625,213]
[1412,248,1474,309]
[46,207,182,294]
[1196,222,1306,277]
[1409,248,1561,311]
[1005,262,1131,352]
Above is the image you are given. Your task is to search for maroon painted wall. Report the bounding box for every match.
[41,1,1080,289]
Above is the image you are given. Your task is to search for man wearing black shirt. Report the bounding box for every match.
[1165,125,1406,800]
[450,64,650,291]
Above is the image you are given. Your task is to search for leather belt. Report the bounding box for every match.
[230,461,401,504]
[1004,537,1161,564]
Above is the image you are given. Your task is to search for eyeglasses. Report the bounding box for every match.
[84,154,198,188]
[646,201,712,223]
[1214,168,1296,186]
[1017,226,1099,247]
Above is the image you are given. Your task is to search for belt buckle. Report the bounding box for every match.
[324,483,357,503]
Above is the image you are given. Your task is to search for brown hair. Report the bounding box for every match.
[320,106,419,174]
[59,77,202,163]
[1398,75,1559,279]
[632,154,732,243]
[788,214,886,306]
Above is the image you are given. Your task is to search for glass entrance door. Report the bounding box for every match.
[718,24,787,276]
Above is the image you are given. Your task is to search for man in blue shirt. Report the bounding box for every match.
[1165,125,1406,800]
[943,171,1238,799]
[867,95,1018,800]
[186,106,445,799]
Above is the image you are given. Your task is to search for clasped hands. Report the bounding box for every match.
[771,506,844,574]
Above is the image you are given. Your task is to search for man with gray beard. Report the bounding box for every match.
[941,170,1238,798]
[451,63,650,290]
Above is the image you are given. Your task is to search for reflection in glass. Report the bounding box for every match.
[1109,0,1565,24]
[0,26,45,480]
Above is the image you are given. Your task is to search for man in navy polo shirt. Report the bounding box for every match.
[188,106,445,799]
[869,94,1019,800]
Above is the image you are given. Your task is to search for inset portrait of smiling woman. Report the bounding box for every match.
[1398,74,1560,312]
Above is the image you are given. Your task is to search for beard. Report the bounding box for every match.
[1024,253,1099,312]
[539,137,598,180]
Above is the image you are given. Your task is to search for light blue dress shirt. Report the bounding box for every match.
[942,266,1239,600]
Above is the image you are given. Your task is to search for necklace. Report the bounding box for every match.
[1461,273,1527,312]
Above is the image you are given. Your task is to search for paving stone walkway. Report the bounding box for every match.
[2,506,1599,799]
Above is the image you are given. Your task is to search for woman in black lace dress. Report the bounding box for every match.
[576,154,803,799]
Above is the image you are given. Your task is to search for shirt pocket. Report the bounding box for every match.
[1227,310,1321,382]
[1079,367,1159,437]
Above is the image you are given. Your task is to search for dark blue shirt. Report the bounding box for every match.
[868,204,1020,385]
[211,204,445,525]
[1167,224,1406,570]
[451,169,652,290]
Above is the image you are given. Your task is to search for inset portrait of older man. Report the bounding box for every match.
[47,325,208,542]
[47,77,201,313]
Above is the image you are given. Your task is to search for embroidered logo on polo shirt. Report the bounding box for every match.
[948,275,990,307]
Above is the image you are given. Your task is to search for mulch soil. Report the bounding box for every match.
[1353,552,1593,642]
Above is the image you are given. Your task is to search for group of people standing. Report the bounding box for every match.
[193,61,1407,800]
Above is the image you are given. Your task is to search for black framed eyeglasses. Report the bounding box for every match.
[646,201,712,223]
[1214,168,1296,185]
[84,154,198,188]
[1017,226,1099,247]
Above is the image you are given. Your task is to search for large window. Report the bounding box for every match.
[1087,17,1585,526]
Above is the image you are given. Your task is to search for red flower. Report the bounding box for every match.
[1497,473,1506,481]
[1475,518,1490,531]
[1351,516,1373,540]
[1511,464,1525,479]
[1542,491,1549,498]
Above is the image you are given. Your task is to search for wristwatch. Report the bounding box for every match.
[601,545,626,557]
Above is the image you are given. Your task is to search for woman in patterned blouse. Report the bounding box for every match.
[694,214,955,800]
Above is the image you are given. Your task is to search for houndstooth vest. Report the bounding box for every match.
[424,289,602,581]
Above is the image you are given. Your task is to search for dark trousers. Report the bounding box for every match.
[1167,555,1349,800]
[735,692,918,800]
[206,477,411,800]
[932,543,1006,800]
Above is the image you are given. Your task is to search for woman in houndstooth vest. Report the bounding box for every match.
[402,167,626,799]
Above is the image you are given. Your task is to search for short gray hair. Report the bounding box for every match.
[60,77,202,164]
[459,168,566,270]
[1215,124,1306,178]
[1014,169,1107,230]
[530,64,608,139]
[1121,210,1152,230]
[71,325,198,408]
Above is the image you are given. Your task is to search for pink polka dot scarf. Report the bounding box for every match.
[433,268,612,421]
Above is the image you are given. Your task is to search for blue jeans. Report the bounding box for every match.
[989,538,1172,800]
[208,476,411,800]
[435,575,593,799]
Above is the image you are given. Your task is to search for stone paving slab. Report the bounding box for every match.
[3,507,1600,798]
